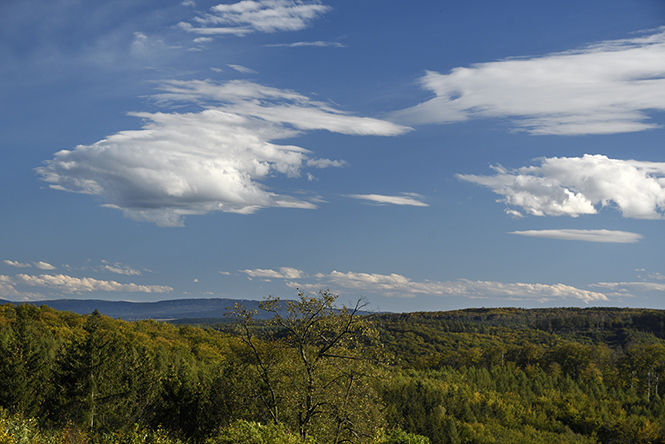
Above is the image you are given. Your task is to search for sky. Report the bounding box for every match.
[1,0,665,313]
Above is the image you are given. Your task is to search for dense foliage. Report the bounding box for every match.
[2,299,665,443]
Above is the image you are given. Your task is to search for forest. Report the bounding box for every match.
[2,292,665,443]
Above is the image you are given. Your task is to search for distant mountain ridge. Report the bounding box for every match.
[0,298,270,321]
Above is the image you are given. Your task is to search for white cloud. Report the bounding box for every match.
[34,261,57,270]
[152,79,409,136]
[100,261,142,276]
[38,80,408,226]
[591,281,665,294]
[348,193,428,207]
[0,275,45,301]
[393,27,665,135]
[265,41,345,48]
[178,21,253,36]
[241,267,304,279]
[131,32,150,51]
[129,32,173,61]
[13,274,172,294]
[313,271,607,303]
[458,154,665,219]
[228,64,257,74]
[3,260,31,268]
[306,158,347,168]
[510,229,643,243]
[179,0,331,37]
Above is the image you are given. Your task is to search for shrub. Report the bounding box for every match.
[373,428,430,444]
[206,420,313,444]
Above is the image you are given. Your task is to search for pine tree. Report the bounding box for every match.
[0,304,55,417]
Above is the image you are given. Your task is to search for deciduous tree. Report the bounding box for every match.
[232,290,385,443]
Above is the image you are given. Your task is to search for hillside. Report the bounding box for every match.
[374,307,665,365]
[0,297,268,321]
[2,299,665,444]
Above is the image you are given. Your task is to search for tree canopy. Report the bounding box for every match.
[2,301,665,443]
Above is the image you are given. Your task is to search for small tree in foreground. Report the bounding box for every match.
[232,290,386,443]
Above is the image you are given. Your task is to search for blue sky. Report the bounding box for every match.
[1,0,664,312]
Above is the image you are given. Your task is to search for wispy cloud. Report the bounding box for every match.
[591,281,665,294]
[4,260,58,270]
[179,0,331,37]
[150,79,409,136]
[227,64,257,74]
[393,27,665,135]
[301,271,607,303]
[37,80,408,227]
[100,261,142,276]
[510,229,643,243]
[3,260,32,268]
[347,193,428,207]
[265,41,345,48]
[241,267,305,279]
[458,155,665,219]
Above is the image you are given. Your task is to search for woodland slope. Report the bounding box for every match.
[1,298,665,443]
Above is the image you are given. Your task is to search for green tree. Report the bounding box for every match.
[207,420,306,444]
[620,343,665,400]
[0,304,56,417]
[233,290,385,444]
[51,310,153,432]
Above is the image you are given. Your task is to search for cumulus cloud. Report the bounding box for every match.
[393,27,665,135]
[3,260,31,268]
[510,229,643,243]
[347,193,428,207]
[311,271,607,303]
[241,267,304,279]
[13,274,172,294]
[37,80,408,226]
[179,0,331,37]
[0,275,45,301]
[458,154,665,219]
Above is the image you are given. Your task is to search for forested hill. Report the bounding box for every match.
[0,297,372,322]
[3,299,665,444]
[378,307,665,336]
[6,298,662,341]
[373,307,665,366]
[0,297,269,321]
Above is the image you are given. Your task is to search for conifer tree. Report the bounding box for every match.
[0,305,55,417]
